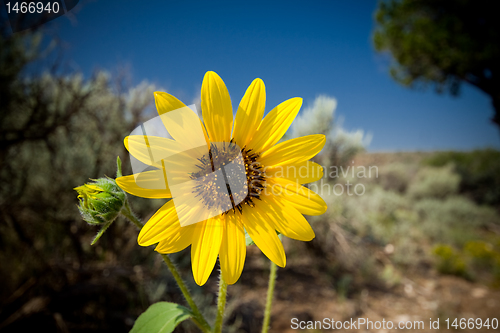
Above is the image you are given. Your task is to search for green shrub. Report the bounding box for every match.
[415,196,497,246]
[464,240,500,279]
[291,95,370,168]
[377,163,415,193]
[431,241,500,285]
[432,244,469,278]
[407,165,460,199]
[424,149,500,207]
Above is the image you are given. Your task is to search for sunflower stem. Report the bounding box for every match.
[213,271,228,333]
[121,200,143,229]
[261,261,278,333]
[161,254,212,333]
[120,200,212,333]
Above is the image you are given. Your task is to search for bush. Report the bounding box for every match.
[407,165,460,199]
[464,240,500,275]
[415,196,497,246]
[424,149,500,207]
[291,95,370,169]
[431,241,500,285]
[377,163,415,193]
[339,186,428,267]
[432,244,469,279]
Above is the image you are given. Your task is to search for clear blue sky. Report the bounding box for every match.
[37,0,500,151]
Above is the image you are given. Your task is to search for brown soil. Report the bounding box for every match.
[227,246,500,333]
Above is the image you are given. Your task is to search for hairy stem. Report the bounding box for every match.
[261,261,278,333]
[213,272,228,333]
[121,200,143,229]
[161,254,212,333]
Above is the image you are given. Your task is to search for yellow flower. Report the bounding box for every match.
[116,71,327,285]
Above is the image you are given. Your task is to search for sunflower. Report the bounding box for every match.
[116,71,327,286]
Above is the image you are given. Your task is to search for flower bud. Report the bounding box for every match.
[74,177,126,225]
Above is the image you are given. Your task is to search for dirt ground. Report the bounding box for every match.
[226,246,500,333]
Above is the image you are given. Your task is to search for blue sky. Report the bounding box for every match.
[27,0,500,151]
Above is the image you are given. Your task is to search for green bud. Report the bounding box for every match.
[74,177,126,225]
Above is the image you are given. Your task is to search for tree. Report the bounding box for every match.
[373,0,500,129]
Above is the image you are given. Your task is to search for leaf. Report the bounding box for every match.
[116,156,123,178]
[130,302,193,333]
[90,220,113,245]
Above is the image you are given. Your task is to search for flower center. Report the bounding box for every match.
[190,140,266,214]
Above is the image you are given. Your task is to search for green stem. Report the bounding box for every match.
[121,200,212,333]
[91,220,114,245]
[161,254,212,333]
[261,261,278,333]
[121,200,143,229]
[213,272,228,333]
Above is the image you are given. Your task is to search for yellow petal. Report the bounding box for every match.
[124,135,182,167]
[241,205,286,267]
[266,177,327,216]
[232,78,265,147]
[191,216,224,285]
[155,91,186,115]
[247,97,302,153]
[201,71,233,143]
[116,171,171,199]
[261,194,315,241]
[259,134,326,167]
[154,92,210,147]
[219,213,246,285]
[154,224,194,253]
[158,145,213,187]
[138,200,181,246]
[265,161,323,184]
[124,135,204,186]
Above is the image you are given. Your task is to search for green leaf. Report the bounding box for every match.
[90,220,114,245]
[116,156,123,178]
[130,302,193,333]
